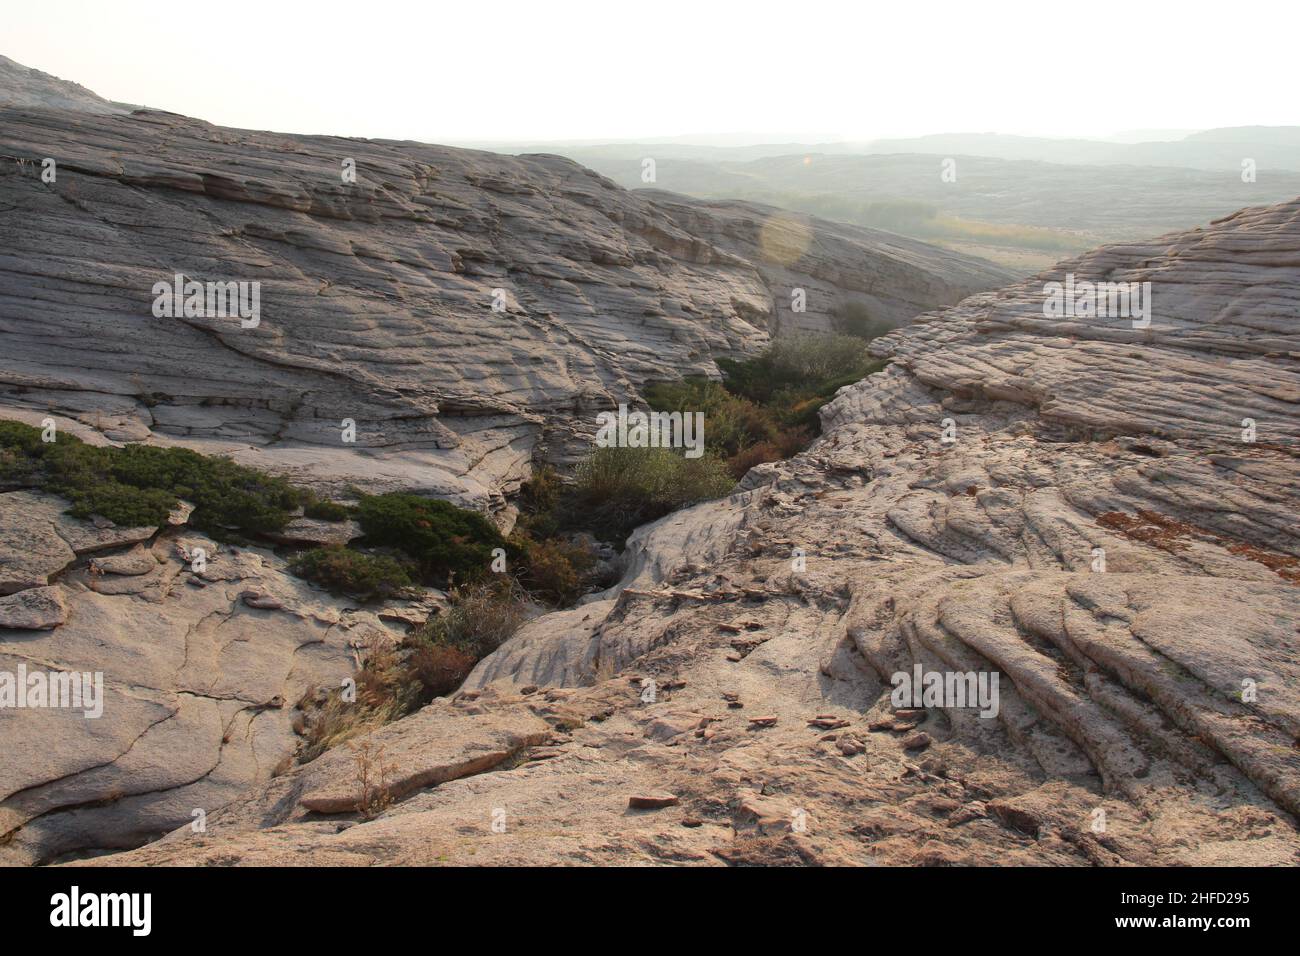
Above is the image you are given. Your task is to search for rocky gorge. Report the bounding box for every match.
[0,56,1295,869]
[0,57,1012,864]
[74,196,1300,867]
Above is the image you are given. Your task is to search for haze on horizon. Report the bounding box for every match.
[6,0,1297,145]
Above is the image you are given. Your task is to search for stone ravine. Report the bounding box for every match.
[0,59,1010,865]
[83,198,1300,867]
[0,58,1010,525]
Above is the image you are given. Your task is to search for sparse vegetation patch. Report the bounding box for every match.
[0,420,301,534]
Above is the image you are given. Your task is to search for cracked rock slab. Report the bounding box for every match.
[0,516,394,864]
[298,707,553,814]
[0,586,68,629]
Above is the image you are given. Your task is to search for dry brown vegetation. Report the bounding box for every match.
[1098,509,1300,584]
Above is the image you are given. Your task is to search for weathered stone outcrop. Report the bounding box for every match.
[0,585,67,629]
[0,490,416,865]
[0,55,126,114]
[0,61,1013,865]
[82,199,1300,867]
[0,79,1009,522]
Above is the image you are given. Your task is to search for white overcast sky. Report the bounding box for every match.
[6,0,1296,143]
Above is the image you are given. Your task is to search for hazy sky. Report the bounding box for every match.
[7,0,1296,143]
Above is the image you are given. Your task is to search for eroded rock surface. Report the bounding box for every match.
[0,492,409,865]
[0,55,126,114]
[0,62,1011,865]
[0,81,1008,520]
[84,199,1300,867]
[0,585,67,629]
[0,491,157,594]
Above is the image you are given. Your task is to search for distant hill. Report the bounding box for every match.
[498,130,1300,272]
[0,54,126,113]
[854,128,1300,170]
[484,126,1300,172]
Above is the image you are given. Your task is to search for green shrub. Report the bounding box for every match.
[356,492,504,586]
[717,334,872,405]
[2,425,71,491]
[712,357,767,404]
[645,378,779,460]
[518,465,561,515]
[832,302,897,341]
[0,444,40,487]
[0,422,304,533]
[0,420,45,457]
[515,507,560,541]
[641,336,893,485]
[514,466,563,539]
[644,378,731,415]
[568,446,734,544]
[64,480,178,527]
[764,333,873,383]
[291,546,413,601]
[703,396,781,459]
[42,440,117,494]
[0,427,179,526]
[303,499,352,522]
[107,444,301,534]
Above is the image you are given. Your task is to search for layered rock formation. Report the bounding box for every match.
[0,59,1011,865]
[84,199,1300,867]
[0,66,1009,522]
[0,55,126,114]
[0,486,434,865]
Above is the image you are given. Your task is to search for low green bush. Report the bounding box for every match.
[0,421,303,533]
[644,336,890,483]
[0,434,166,525]
[355,493,505,586]
[518,464,561,515]
[108,444,301,534]
[303,498,352,522]
[0,445,39,487]
[568,446,734,544]
[766,334,872,387]
[645,377,779,460]
[290,546,413,601]
[831,302,897,341]
[63,480,178,528]
[513,466,563,539]
[0,420,44,457]
[717,334,858,402]
[643,377,730,415]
